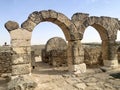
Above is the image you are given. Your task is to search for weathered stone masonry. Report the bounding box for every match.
[4,10,120,89]
[42,37,67,66]
[0,47,12,75]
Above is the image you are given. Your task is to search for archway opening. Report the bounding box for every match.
[81,26,103,68]
[31,22,68,74]
[81,26,101,43]
[31,22,66,45]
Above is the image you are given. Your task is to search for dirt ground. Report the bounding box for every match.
[0,62,120,90]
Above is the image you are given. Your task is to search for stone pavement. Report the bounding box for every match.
[33,62,120,90]
[63,69,120,90]
[0,62,120,90]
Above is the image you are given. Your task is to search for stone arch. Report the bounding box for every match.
[21,10,79,41]
[20,10,82,73]
[42,37,67,66]
[45,37,67,52]
[82,24,108,67]
[82,17,109,41]
[72,16,111,67]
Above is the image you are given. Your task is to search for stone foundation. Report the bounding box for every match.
[103,60,118,68]
[8,75,37,90]
[68,63,86,74]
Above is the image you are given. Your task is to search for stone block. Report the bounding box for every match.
[29,11,43,24]
[11,39,30,47]
[8,75,37,90]
[49,10,58,20]
[10,28,32,40]
[74,83,87,90]
[21,19,36,32]
[12,64,31,76]
[57,13,71,27]
[103,60,118,68]
[73,63,86,74]
[5,21,19,31]
[12,47,31,54]
[12,54,30,65]
[73,56,84,64]
[41,10,50,19]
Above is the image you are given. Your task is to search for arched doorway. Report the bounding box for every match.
[81,26,102,68]
[21,10,79,72]
[81,22,109,67]
[31,22,65,45]
[31,22,67,69]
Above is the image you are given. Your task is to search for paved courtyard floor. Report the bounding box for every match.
[0,62,120,90]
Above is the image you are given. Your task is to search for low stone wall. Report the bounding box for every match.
[0,51,12,75]
[83,45,103,68]
[42,49,67,66]
[0,43,118,76]
[48,50,67,66]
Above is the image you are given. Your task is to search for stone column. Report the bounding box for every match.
[67,40,86,74]
[102,40,118,69]
[10,28,31,78]
[5,21,37,90]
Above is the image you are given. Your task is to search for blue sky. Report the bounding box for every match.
[0,0,120,45]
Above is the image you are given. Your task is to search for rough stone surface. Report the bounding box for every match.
[3,10,120,89]
[42,37,67,66]
[73,63,86,74]
[0,61,120,90]
[5,21,19,32]
[83,44,103,67]
[12,64,31,76]
[0,46,12,76]
[8,75,37,90]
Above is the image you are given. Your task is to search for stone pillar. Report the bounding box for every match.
[8,29,37,90]
[5,20,37,90]
[102,40,118,69]
[10,29,31,78]
[67,40,86,74]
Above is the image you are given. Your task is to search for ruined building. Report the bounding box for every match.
[1,10,120,89]
[42,37,67,66]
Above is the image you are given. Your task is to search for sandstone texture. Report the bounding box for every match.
[0,46,12,76]
[0,62,120,90]
[42,37,67,66]
[5,21,19,32]
[2,10,120,89]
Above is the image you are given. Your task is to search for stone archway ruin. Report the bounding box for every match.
[42,37,67,66]
[4,10,120,89]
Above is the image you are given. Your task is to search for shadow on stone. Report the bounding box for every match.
[110,72,120,79]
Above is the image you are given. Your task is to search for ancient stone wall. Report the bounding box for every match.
[0,46,12,76]
[4,10,120,89]
[83,44,103,68]
[42,37,67,67]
